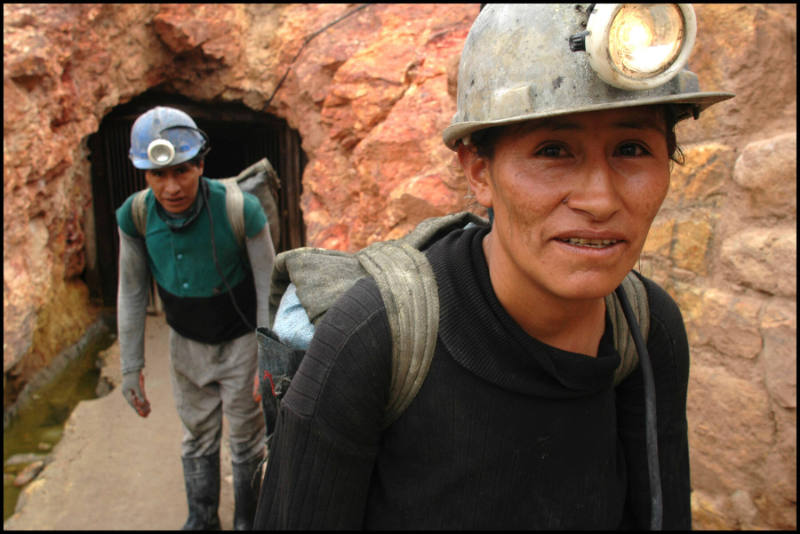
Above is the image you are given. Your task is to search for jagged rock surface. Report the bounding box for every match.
[3,3,796,529]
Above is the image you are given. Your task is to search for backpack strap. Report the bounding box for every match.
[605,271,650,386]
[269,211,490,427]
[269,244,430,428]
[131,188,150,237]
[361,211,487,426]
[219,177,245,246]
[270,212,489,325]
[357,241,439,428]
[226,158,282,246]
[219,156,284,247]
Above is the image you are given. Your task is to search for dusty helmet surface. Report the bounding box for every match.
[129,106,209,170]
[443,4,734,149]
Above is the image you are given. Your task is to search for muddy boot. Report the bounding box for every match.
[181,452,221,530]
[232,452,265,530]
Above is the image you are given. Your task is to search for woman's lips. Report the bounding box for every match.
[557,237,619,248]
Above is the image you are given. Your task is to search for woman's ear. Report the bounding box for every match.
[457,144,493,209]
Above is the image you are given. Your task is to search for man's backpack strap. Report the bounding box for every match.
[605,271,650,386]
[131,188,150,237]
[219,158,282,248]
[357,241,439,429]
[218,178,245,246]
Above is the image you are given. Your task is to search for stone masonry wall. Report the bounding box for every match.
[3,3,796,529]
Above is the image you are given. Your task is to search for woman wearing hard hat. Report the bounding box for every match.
[255,4,732,529]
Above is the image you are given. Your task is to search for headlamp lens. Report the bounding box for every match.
[147,139,176,166]
[608,4,685,79]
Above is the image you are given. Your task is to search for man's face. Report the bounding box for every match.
[461,106,671,304]
[144,160,203,214]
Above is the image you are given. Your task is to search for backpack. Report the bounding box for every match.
[130,157,281,247]
[256,211,650,439]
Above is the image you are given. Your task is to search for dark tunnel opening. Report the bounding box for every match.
[87,89,307,307]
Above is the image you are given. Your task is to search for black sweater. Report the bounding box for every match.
[254,225,691,529]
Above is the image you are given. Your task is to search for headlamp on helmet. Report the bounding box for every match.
[146,125,209,167]
[441,4,733,150]
[147,138,176,166]
[572,4,697,91]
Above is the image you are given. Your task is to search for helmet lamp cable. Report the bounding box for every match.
[615,282,663,530]
[202,179,257,332]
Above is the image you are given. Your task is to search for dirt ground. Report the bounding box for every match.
[5,314,249,530]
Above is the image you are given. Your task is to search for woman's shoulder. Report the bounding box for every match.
[282,276,392,443]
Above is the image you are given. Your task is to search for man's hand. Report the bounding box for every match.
[122,371,151,417]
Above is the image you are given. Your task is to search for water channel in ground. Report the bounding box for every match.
[3,318,116,522]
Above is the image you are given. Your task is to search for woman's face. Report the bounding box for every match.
[461,106,671,305]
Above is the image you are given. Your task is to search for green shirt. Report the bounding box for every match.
[116,177,267,298]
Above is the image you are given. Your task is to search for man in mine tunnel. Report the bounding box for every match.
[115,105,275,530]
[253,3,733,530]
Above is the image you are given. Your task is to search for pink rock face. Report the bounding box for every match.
[288,4,479,251]
[2,3,797,529]
[2,0,480,406]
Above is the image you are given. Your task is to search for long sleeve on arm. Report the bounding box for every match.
[245,226,275,329]
[116,228,150,375]
[615,277,692,530]
[254,277,391,529]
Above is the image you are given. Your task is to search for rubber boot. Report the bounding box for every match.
[181,452,222,530]
[232,451,265,530]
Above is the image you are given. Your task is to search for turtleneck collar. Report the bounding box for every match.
[427,224,620,399]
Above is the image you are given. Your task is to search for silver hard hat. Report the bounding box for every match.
[443,4,734,150]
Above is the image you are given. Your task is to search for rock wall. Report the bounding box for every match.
[635,5,796,528]
[2,3,796,529]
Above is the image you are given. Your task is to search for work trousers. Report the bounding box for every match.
[168,328,265,463]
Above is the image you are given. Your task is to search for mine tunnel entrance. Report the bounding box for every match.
[87,90,307,307]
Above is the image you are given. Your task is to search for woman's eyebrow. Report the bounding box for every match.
[518,119,581,133]
[612,119,666,135]
[516,115,666,135]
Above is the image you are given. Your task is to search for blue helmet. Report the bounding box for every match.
[129,106,209,170]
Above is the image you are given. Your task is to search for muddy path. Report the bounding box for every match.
[5,315,240,530]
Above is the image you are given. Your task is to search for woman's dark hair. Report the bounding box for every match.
[663,105,686,165]
[470,104,685,165]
